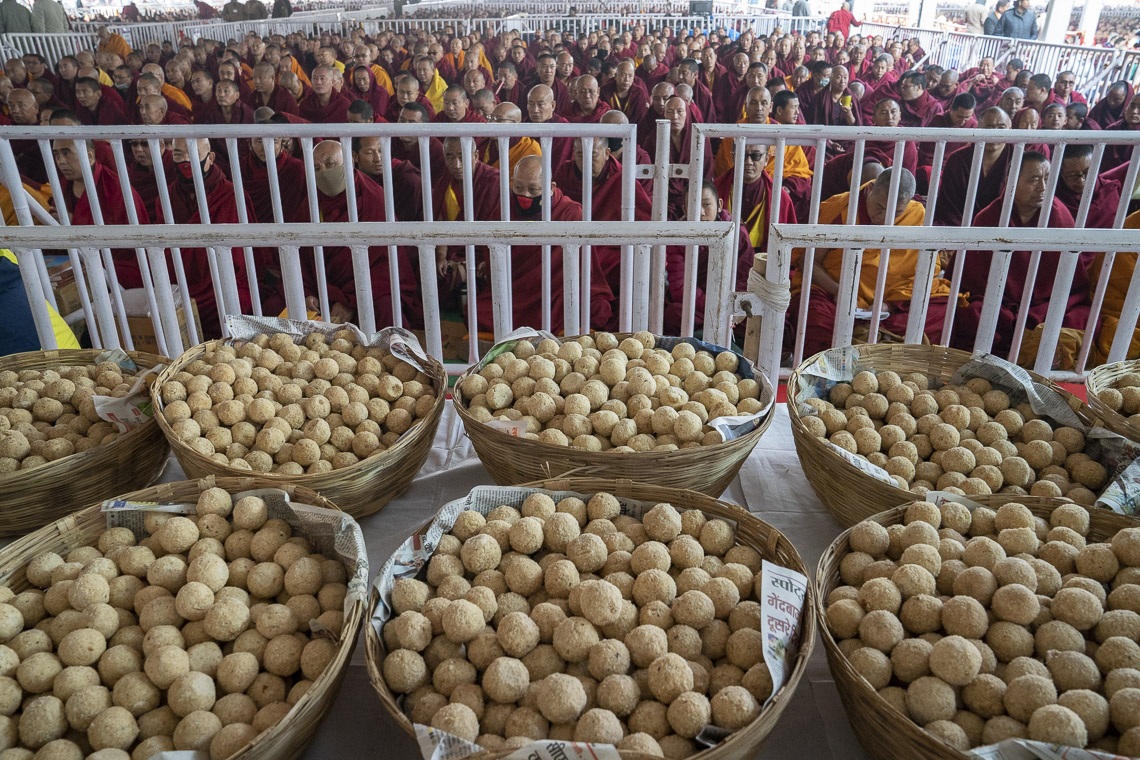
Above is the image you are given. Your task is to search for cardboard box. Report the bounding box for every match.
[49,264,83,317]
[414,319,469,364]
[117,289,203,357]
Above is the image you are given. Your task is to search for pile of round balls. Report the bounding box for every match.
[802,371,1106,505]
[459,333,765,452]
[0,486,349,760]
[0,362,151,475]
[826,499,1140,753]
[157,331,436,473]
[381,492,783,758]
[1095,372,1140,428]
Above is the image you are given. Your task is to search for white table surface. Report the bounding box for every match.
[152,403,869,760]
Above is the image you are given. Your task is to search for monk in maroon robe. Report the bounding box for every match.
[525,84,573,167]
[299,65,350,123]
[74,78,129,125]
[712,52,749,118]
[474,155,614,335]
[565,74,611,123]
[432,83,486,126]
[600,60,649,125]
[494,61,526,111]
[353,135,423,223]
[934,108,1013,227]
[552,139,653,314]
[160,138,254,338]
[857,55,898,124]
[665,181,755,334]
[247,61,299,115]
[643,97,713,221]
[53,138,149,291]
[298,140,419,327]
[952,152,1095,355]
[385,75,436,122]
[1087,81,1132,129]
[126,139,173,208]
[637,53,669,92]
[1103,93,1140,167]
[820,99,917,201]
[1054,144,1124,229]
[896,71,943,127]
[917,93,977,192]
[676,59,716,124]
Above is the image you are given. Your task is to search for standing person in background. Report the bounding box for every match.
[31,0,68,33]
[964,0,986,33]
[272,0,291,17]
[996,0,1037,39]
[221,0,246,22]
[827,2,861,40]
[984,0,1009,34]
[0,0,31,33]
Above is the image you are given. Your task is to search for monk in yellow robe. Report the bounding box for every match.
[790,169,957,355]
[1093,209,1140,362]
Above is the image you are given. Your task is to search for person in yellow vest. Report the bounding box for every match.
[0,250,80,354]
[481,102,540,175]
[790,169,958,354]
[1093,209,1140,362]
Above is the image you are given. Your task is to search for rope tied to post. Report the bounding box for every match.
[748,267,792,313]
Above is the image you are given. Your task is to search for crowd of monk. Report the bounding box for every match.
[1,20,1137,363]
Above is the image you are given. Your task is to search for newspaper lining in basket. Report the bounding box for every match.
[373,485,807,760]
[796,349,1140,514]
[224,315,434,377]
[475,328,775,443]
[102,487,369,621]
[89,348,165,432]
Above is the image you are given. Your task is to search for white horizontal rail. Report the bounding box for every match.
[751,224,1140,385]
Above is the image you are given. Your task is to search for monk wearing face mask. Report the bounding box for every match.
[163,137,254,338]
[304,140,419,327]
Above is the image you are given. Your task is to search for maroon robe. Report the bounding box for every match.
[857,73,898,123]
[820,139,918,201]
[79,90,130,126]
[431,108,485,125]
[527,114,573,167]
[712,69,745,118]
[246,85,299,115]
[307,171,420,328]
[689,80,716,124]
[496,79,526,111]
[432,161,502,223]
[934,144,1015,227]
[384,93,435,122]
[565,100,612,124]
[599,80,649,125]
[393,136,445,184]
[795,83,829,125]
[298,89,351,123]
[1055,174,1123,230]
[953,197,1093,354]
[475,186,614,334]
[643,120,714,220]
[160,166,254,337]
[65,162,150,290]
[899,91,943,127]
[127,150,174,205]
[636,62,669,91]
[1085,84,1130,131]
[373,158,423,222]
[551,155,653,310]
[665,208,755,333]
[240,149,308,224]
[916,111,977,189]
[816,89,863,127]
[346,67,390,116]
[1103,118,1140,167]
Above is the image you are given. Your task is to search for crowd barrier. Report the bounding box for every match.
[3,122,1138,382]
[0,32,97,63]
[859,21,1140,101]
[686,123,1140,381]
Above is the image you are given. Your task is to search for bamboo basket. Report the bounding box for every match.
[366,477,816,760]
[1086,359,1140,442]
[452,335,775,496]
[0,349,169,537]
[0,475,365,760]
[815,494,1139,760]
[151,338,446,519]
[788,344,1105,527]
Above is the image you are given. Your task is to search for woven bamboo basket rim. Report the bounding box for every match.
[1086,359,1140,442]
[0,348,168,485]
[814,494,1139,760]
[451,333,775,493]
[366,477,816,760]
[0,349,171,537]
[0,475,365,760]
[149,337,447,517]
[787,344,1108,527]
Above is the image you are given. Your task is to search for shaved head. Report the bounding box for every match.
[313,140,343,164]
[491,101,522,122]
